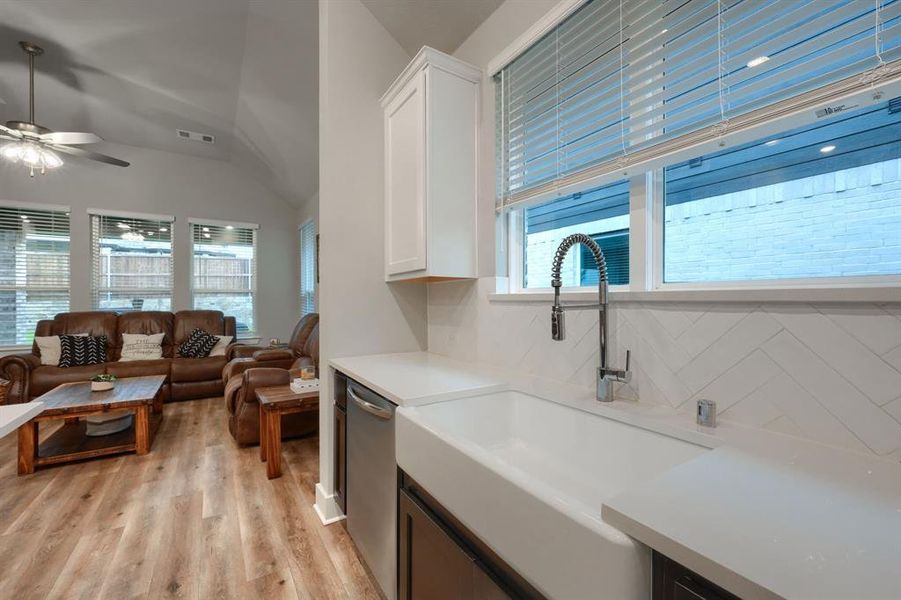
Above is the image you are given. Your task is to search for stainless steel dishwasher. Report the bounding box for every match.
[345,377,397,600]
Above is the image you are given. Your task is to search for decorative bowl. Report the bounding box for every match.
[91,380,115,392]
[90,374,117,392]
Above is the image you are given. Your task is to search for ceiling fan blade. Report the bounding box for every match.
[41,131,103,145]
[49,144,130,167]
[0,124,23,138]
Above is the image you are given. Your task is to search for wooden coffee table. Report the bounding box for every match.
[17,375,166,475]
[256,385,319,479]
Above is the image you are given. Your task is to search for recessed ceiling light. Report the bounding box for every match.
[820,145,836,153]
[225,225,234,230]
[764,139,781,146]
[746,56,770,68]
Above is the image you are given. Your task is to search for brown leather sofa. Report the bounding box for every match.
[0,310,236,405]
[223,313,319,445]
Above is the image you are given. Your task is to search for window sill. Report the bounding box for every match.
[489,285,901,304]
[0,345,33,357]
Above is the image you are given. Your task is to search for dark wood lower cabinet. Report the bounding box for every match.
[653,552,740,600]
[398,471,545,600]
[398,489,507,600]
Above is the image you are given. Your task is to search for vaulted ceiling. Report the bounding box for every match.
[0,1,500,207]
[361,0,505,56]
[0,0,318,206]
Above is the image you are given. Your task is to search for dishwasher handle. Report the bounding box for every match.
[348,387,393,420]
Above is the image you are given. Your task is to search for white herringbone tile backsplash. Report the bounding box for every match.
[427,278,901,459]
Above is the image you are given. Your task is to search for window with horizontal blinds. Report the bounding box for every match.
[300,221,316,316]
[496,0,901,209]
[0,206,70,346]
[191,222,257,335]
[90,213,174,312]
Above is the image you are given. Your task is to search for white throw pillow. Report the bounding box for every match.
[119,333,166,361]
[209,335,233,357]
[35,334,87,366]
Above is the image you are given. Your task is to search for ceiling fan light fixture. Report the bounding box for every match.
[1,140,64,174]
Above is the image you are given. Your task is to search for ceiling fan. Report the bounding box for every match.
[0,41,130,176]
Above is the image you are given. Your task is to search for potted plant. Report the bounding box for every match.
[90,374,117,392]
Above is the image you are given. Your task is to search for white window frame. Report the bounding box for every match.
[189,218,259,337]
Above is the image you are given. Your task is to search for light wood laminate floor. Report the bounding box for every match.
[0,397,380,600]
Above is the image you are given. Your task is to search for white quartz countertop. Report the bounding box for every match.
[602,443,901,600]
[0,401,44,439]
[329,352,508,406]
[330,351,901,598]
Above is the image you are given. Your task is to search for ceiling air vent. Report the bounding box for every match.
[176,129,215,144]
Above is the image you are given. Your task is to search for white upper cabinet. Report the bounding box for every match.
[381,47,481,282]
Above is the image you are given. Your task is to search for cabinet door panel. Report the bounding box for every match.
[399,489,474,600]
[385,72,426,275]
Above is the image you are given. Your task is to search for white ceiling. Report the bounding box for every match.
[0,0,318,205]
[361,0,505,56]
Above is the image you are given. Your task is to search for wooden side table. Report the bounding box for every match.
[256,385,319,479]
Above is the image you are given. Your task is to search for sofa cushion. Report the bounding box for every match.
[105,358,171,380]
[178,328,219,358]
[59,335,108,368]
[35,334,86,366]
[174,311,227,346]
[51,312,119,340]
[115,312,174,359]
[31,364,107,397]
[119,333,165,361]
[171,355,227,383]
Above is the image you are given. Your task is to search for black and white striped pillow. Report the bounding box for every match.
[58,335,108,368]
[178,328,220,358]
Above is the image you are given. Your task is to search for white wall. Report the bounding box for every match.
[0,142,300,343]
[427,0,901,461]
[316,0,426,513]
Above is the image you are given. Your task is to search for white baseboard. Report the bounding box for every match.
[313,482,346,525]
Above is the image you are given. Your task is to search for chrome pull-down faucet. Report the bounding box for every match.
[550,233,631,402]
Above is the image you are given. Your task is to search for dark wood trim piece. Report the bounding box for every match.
[652,551,739,600]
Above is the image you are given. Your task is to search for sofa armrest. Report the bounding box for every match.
[241,368,292,407]
[252,349,294,362]
[0,353,41,404]
[226,344,266,360]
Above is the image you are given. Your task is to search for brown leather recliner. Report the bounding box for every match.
[0,310,237,405]
[224,315,319,445]
[222,313,319,382]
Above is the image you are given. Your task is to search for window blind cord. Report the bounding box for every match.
[714,0,729,147]
[864,0,889,88]
[875,0,885,68]
[555,29,561,184]
[617,0,627,171]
